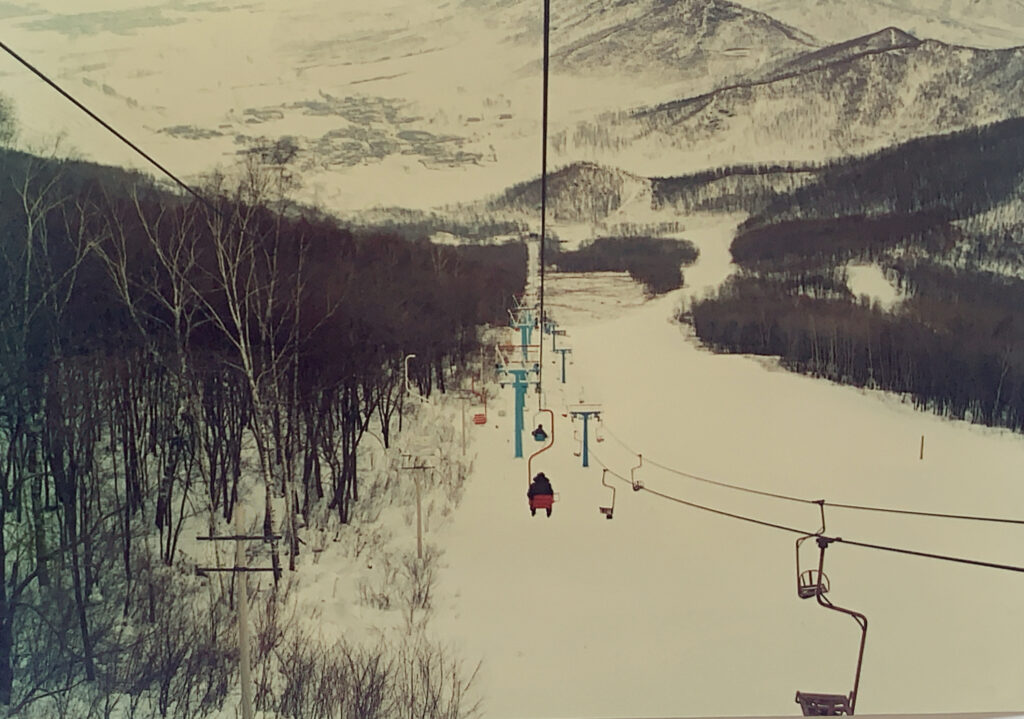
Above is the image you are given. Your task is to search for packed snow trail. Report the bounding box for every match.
[432,216,1024,718]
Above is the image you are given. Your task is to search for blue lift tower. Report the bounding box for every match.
[568,406,602,467]
[499,364,540,459]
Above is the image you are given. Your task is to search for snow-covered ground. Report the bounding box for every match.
[430,214,1024,717]
[847,263,903,309]
[6,4,1024,716]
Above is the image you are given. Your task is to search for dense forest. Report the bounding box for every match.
[342,205,527,243]
[651,163,821,216]
[745,116,1024,228]
[686,119,1024,433]
[492,162,649,223]
[553,236,699,295]
[0,142,525,716]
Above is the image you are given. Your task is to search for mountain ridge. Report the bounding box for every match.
[554,32,1024,177]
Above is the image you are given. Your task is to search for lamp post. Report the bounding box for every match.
[404,353,416,395]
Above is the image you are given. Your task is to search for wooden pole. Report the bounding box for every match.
[235,510,254,719]
[415,469,423,561]
[919,434,925,460]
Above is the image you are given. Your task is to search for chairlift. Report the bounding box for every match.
[471,384,487,425]
[795,536,868,716]
[796,534,830,599]
[594,416,605,443]
[572,429,581,457]
[796,501,828,599]
[630,454,644,491]
[527,409,556,516]
[599,469,615,519]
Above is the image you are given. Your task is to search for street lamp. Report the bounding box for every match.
[404,353,416,395]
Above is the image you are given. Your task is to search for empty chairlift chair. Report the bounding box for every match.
[796,533,831,599]
[599,469,615,519]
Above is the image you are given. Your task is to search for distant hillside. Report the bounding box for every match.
[491,162,651,223]
[0,146,161,201]
[732,0,1024,49]
[546,0,819,88]
[749,26,920,81]
[651,162,822,214]
[745,116,1024,229]
[557,33,1024,173]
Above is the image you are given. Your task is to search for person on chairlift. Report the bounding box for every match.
[532,424,548,441]
[527,473,555,519]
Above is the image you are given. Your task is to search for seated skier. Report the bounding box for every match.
[532,423,548,441]
[527,472,555,516]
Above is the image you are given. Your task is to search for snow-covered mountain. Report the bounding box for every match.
[751,26,921,82]
[546,0,819,90]
[557,32,1024,176]
[6,0,1024,210]
[463,0,820,105]
[733,0,1024,49]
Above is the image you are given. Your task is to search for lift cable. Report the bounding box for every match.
[0,39,218,214]
[645,455,816,506]
[588,450,1024,575]
[593,455,809,535]
[819,501,1024,525]
[600,422,1024,526]
[536,0,550,410]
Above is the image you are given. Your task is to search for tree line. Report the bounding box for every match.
[0,146,524,714]
[689,263,1024,431]
[746,116,1024,229]
[680,114,1024,437]
[553,235,699,296]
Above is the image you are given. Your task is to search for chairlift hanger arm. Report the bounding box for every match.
[812,539,868,715]
[599,468,616,519]
[527,408,555,488]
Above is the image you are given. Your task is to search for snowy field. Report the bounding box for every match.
[430,215,1024,718]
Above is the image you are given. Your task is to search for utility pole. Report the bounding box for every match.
[402,453,436,560]
[196,512,281,719]
[235,511,253,719]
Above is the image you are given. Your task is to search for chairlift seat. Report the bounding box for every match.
[795,691,852,716]
[473,413,487,425]
[599,506,613,519]
[529,494,554,510]
[798,569,830,599]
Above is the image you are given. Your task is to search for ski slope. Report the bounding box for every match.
[431,215,1024,718]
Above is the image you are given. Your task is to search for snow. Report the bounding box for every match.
[732,0,1024,49]
[846,263,903,309]
[427,213,1024,717]
[6,4,1024,717]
